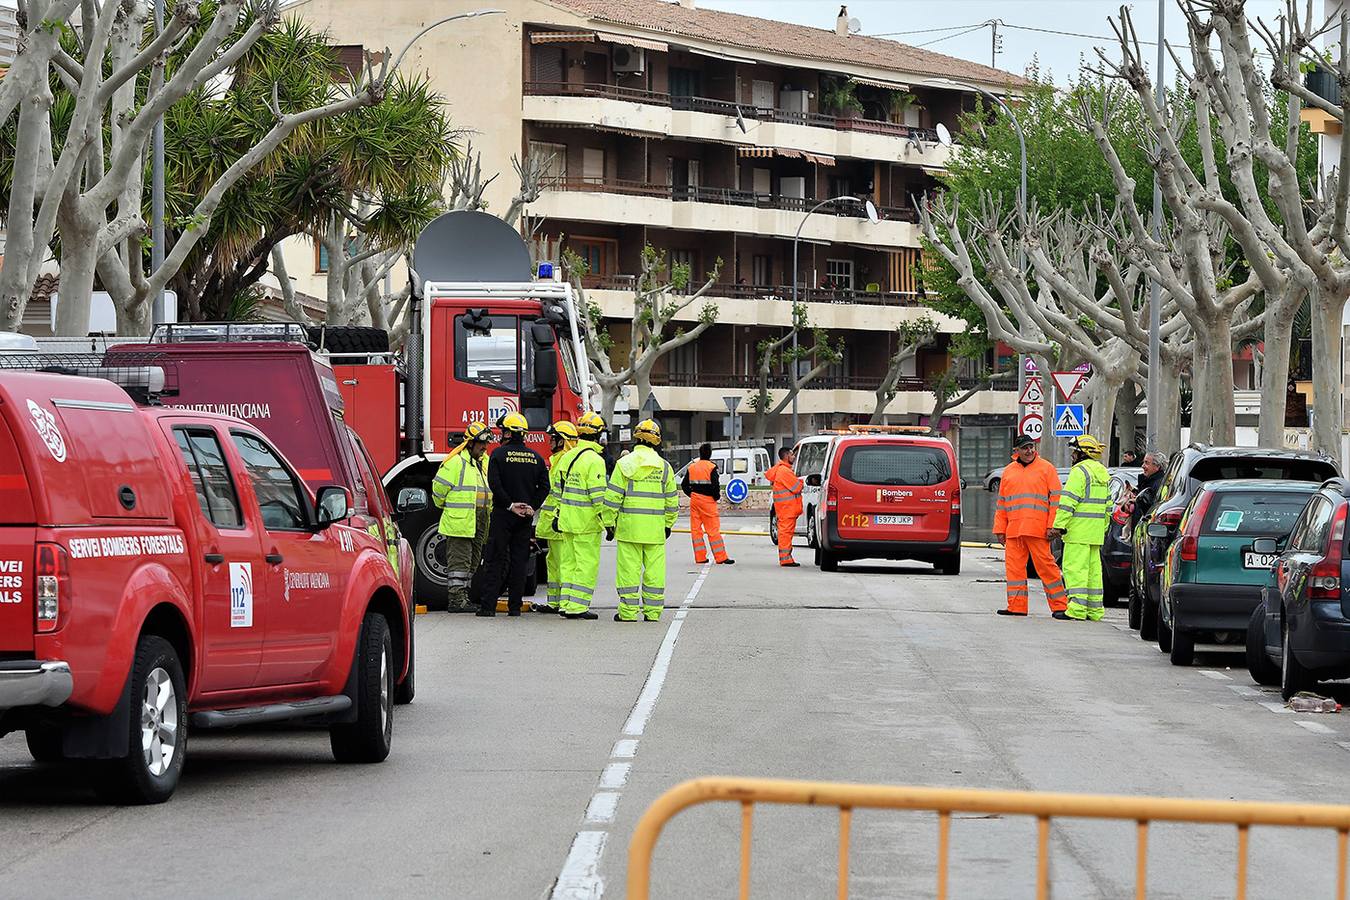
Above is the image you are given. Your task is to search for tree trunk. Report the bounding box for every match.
[1189,337,1212,446]
[1257,300,1296,448]
[53,217,99,336]
[1115,383,1139,458]
[115,294,152,336]
[0,86,48,331]
[598,381,620,427]
[1088,376,1120,445]
[1153,359,1183,456]
[1209,315,1236,445]
[1310,291,1344,457]
[632,365,653,418]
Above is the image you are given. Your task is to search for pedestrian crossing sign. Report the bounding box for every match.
[1053,404,1086,437]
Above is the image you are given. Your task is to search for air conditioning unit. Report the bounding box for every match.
[613,46,646,74]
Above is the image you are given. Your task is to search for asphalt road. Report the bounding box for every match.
[3,527,1349,899]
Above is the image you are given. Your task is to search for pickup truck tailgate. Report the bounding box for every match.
[0,530,35,653]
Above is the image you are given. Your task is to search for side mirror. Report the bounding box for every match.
[315,486,352,529]
[805,473,822,487]
[1251,538,1279,554]
[533,345,558,392]
[1146,523,1169,539]
[397,487,429,514]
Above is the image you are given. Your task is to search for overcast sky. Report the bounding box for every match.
[700,1,1317,84]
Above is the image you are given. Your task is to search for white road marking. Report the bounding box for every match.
[550,563,712,900]
[1228,684,1261,697]
[599,763,631,790]
[1295,720,1337,735]
[1198,670,1231,681]
[1259,701,1294,715]
[553,831,608,900]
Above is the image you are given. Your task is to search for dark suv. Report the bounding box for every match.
[1247,479,1350,699]
[1130,446,1339,640]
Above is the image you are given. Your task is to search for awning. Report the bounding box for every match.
[738,147,775,159]
[849,75,911,91]
[531,31,597,43]
[920,166,946,178]
[597,31,669,52]
[684,45,758,64]
[804,153,835,166]
[776,148,804,159]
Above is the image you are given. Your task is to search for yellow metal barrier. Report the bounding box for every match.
[627,777,1350,900]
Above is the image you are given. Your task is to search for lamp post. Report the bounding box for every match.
[1145,0,1165,454]
[151,0,165,328]
[791,196,880,442]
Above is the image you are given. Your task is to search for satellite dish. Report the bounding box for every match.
[863,200,880,224]
[935,122,953,147]
[847,17,862,34]
[413,209,533,284]
[734,105,748,134]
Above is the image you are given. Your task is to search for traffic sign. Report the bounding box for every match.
[1074,362,1092,374]
[725,477,749,504]
[1018,376,1043,406]
[1051,371,1087,400]
[721,414,742,439]
[1019,412,1043,440]
[1023,357,1038,373]
[1053,404,1087,437]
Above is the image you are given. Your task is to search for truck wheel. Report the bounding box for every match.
[331,612,394,763]
[95,635,187,805]
[988,478,1000,494]
[936,553,961,576]
[25,725,64,762]
[394,609,415,705]
[806,513,818,549]
[408,511,448,611]
[819,548,838,572]
[768,510,778,546]
[1169,627,1195,666]
[306,325,390,355]
[1246,604,1280,686]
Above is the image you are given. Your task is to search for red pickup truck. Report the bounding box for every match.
[0,370,412,803]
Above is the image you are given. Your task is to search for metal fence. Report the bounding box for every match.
[627,776,1350,900]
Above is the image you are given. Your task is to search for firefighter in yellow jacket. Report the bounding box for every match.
[431,421,492,611]
[535,420,579,613]
[556,411,608,620]
[601,419,680,622]
[1053,434,1112,621]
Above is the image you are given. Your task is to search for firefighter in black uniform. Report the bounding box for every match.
[474,412,551,616]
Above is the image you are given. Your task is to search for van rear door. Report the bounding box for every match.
[832,441,954,543]
[0,408,35,653]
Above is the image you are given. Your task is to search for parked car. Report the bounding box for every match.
[811,432,961,574]
[0,369,412,803]
[1247,478,1350,698]
[1101,467,1143,605]
[1129,446,1339,640]
[1153,480,1318,666]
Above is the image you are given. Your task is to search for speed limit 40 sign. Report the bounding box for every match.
[1019,412,1043,440]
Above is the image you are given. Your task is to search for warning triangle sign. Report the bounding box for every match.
[1051,371,1086,400]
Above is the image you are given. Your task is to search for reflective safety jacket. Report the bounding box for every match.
[556,439,607,534]
[536,445,574,536]
[432,451,488,538]
[993,455,1061,539]
[600,444,679,543]
[1053,458,1111,544]
[769,461,803,518]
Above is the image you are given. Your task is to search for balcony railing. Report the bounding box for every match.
[581,277,921,306]
[524,82,941,144]
[651,373,1022,391]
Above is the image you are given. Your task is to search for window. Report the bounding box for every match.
[531,44,563,82]
[838,445,951,487]
[1199,490,1315,537]
[670,249,696,282]
[316,237,360,274]
[669,67,701,99]
[173,429,242,528]
[825,259,854,290]
[582,147,605,184]
[666,340,697,375]
[1291,496,1336,552]
[455,314,519,392]
[571,237,617,278]
[529,140,567,186]
[752,255,773,287]
[231,432,310,530]
[1190,458,1340,485]
[794,441,828,476]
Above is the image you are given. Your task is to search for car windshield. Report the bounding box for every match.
[839,445,950,486]
[1190,458,1338,484]
[1199,491,1314,536]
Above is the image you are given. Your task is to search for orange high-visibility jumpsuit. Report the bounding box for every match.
[993,455,1068,613]
[684,458,729,563]
[769,462,804,566]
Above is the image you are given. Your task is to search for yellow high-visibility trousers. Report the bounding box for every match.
[615,540,666,621]
[559,531,601,614]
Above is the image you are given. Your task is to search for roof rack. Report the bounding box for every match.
[818,425,935,435]
[0,352,179,405]
[150,322,311,345]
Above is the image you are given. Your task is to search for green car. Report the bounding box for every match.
[1154,479,1319,666]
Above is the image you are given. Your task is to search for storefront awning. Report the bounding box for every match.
[597,31,669,52]
[531,31,597,44]
[738,147,775,159]
[849,75,911,91]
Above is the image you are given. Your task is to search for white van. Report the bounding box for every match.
[767,434,838,546]
[675,447,772,488]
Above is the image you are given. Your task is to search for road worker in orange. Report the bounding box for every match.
[768,446,803,567]
[681,443,734,565]
[993,434,1070,619]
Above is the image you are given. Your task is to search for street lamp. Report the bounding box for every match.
[1145,0,1165,454]
[791,196,880,442]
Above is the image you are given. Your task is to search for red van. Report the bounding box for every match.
[0,369,411,803]
[810,432,962,574]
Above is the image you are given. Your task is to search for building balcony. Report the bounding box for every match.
[522,83,952,168]
[646,373,1020,417]
[528,179,921,246]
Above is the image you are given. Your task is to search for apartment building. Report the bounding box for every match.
[285,0,1023,464]
[0,2,18,68]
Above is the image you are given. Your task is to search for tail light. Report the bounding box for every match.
[1154,507,1184,529]
[35,542,70,633]
[952,485,961,514]
[826,482,839,511]
[1178,492,1214,562]
[1310,504,1348,600]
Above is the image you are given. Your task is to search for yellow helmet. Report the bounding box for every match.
[464,420,493,444]
[1070,435,1105,459]
[633,419,662,446]
[501,412,529,434]
[548,420,579,440]
[576,410,606,437]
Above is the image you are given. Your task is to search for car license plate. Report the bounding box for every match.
[873,515,913,526]
[1243,552,1277,570]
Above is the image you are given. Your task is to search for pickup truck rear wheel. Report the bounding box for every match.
[95,635,187,805]
[331,612,394,763]
[25,725,63,762]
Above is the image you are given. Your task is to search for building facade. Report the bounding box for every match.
[0,2,17,68]
[284,0,1023,460]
